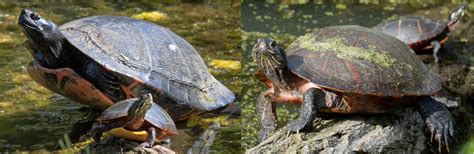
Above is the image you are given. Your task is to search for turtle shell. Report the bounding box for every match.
[58,16,234,111]
[99,98,178,135]
[286,25,441,96]
[373,17,449,50]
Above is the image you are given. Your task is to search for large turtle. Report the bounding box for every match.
[18,9,235,120]
[373,4,467,62]
[252,25,455,151]
[93,93,178,148]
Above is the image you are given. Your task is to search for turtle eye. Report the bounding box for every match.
[30,13,40,20]
[269,40,277,48]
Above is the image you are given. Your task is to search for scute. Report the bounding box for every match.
[145,103,178,134]
[59,16,234,110]
[98,98,133,121]
[286,25,441,96]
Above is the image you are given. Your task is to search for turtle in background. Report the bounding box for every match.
[18,9,235,120]
[252,25,455,152]
[374,4,467,62]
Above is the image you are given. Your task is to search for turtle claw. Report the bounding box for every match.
[258,128,274,142]
[286,120,305,133]
[91,142,101,148]
[425,110,454,152]
[138,142,152,148]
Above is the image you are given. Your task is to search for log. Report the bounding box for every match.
[247,108,429,153]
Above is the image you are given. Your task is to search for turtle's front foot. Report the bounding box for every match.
[417,97,455,152]
[426,108,454,152]
[138,142,153,148]
[92,125,107,142]
[257,91,277,142]
[286,88,322,133]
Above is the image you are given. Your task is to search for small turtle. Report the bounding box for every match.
[18,9,235,120]
[252,25,455,151]
[93,93,178,148]
[374,4,467,62]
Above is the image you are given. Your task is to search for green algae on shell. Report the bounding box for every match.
[289,33,397,67]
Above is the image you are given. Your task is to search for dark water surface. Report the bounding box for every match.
[0,1,241,153]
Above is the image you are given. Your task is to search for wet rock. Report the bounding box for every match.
[188,122,220,153]
[247,109,428,153]
[92,137,174,153]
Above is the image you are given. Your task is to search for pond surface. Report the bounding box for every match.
[0,1,241,153]
[241,1,473,152]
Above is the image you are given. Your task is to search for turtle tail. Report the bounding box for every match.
[447,3,467,32]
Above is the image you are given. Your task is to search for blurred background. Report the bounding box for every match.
[0,0,241,153]
[241,0,473,152]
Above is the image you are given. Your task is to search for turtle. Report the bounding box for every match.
[93,93,178,148]
[252,25,455,152]
[18,9,235,120]
[373,4,467,62]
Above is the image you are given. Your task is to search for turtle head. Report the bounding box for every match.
[128,93,153,119]
[18,9,64,67]
[252,38,287,70]
[252,38,294,90]
[447,4,467,31]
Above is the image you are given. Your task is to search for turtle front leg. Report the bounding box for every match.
[286,88,325,132]
[431,40,441,62]
[416,96,455,152]
[257,90,277,142]
[92,121,127,144]
[138,127,156,148]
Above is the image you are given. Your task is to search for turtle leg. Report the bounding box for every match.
[286,88,326,132]
[81,61,125,101]
[416,96,455,152]
[138,127,156,148]
[92,121,127,144]
[431,40,441,63]
[257,90,277,142]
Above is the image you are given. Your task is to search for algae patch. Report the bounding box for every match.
[132,11,169,23]
[290,34,397,67]
[208,59,241,71]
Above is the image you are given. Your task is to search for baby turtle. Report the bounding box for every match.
[252,25,454,152]
[93,93,178,148]
[18,9,235,120]
[374,4,467,62]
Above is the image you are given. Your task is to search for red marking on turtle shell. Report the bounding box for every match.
[343,60,361,91]
[27,61,114,110]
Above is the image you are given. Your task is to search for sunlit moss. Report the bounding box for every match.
[335,3,347,10]
[209,59,241,71]
[132,11,169,23]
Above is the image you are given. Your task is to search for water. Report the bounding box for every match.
[241,1,473,152]
[0,1,241,153]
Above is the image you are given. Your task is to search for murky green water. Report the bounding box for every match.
[0,1,241,153]
[241,1,473,152]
